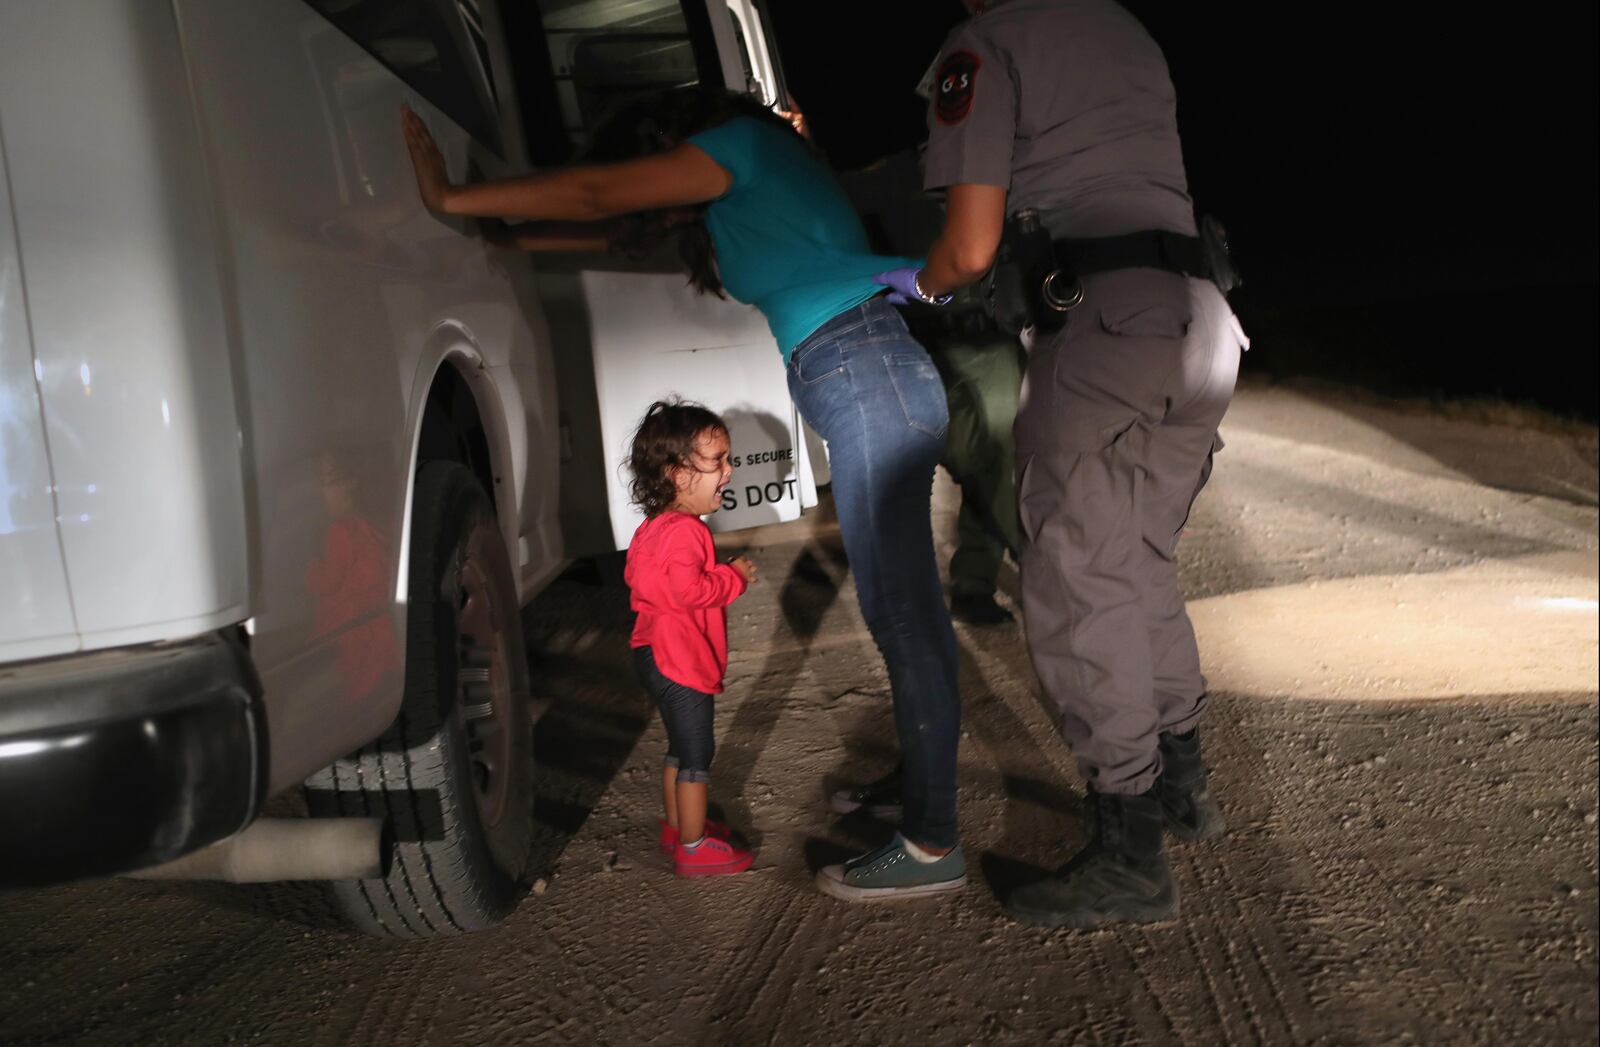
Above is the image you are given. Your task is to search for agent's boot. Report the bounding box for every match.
[950,590,1015,626]
[1158,727,1226,842]
[1005,788,1177,929]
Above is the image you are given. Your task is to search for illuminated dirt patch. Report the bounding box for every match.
[1191,552,1599,701]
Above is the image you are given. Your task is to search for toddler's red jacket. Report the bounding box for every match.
[626,511,746,694]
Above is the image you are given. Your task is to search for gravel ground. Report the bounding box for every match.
[2,377,1595,1046]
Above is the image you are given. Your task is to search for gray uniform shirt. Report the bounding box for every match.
[922,0,1196,239]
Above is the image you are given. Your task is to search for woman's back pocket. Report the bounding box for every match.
[885,352,950,438]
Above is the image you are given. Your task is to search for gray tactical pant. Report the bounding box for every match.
[1015,268,1245,796]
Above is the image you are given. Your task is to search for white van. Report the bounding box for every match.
[0,0,803,936]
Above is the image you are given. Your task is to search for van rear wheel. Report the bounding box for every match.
[307,461,533,936]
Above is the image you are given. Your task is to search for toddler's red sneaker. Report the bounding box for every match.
[658,819,732,855]
[674,835,753,877]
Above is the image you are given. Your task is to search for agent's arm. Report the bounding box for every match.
[917,183,1007,297]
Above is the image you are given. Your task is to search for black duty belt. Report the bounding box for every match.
[995,215,1240,335]
[908,306,1002,341]
[1053,230,1211,281]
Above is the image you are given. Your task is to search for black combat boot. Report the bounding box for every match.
[1005,788,1177,929]
[1158,727,1226,841]
[950,590,1015,626]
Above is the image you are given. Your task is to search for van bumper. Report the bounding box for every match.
[0,633,265,888]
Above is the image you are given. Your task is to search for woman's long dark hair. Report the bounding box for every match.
[582,88,801,297]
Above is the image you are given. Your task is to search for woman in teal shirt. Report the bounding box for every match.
[404,90,965,901]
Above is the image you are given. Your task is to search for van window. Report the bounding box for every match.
[302,0,503,154]
[532,0,713,154]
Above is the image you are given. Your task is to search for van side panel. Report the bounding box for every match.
[0,124,79,662]
[173,0,555,793]
[0,5,249,650]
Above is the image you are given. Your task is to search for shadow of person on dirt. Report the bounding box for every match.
[712,499,852,849]
[518,570,651,881]
[955,633,1085,906]
[796,617,1076,878]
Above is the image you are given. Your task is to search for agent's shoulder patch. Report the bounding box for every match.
[934,49,981,126]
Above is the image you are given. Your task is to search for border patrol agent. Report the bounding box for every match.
[873,0,1249,928]
[840,149,1025,627]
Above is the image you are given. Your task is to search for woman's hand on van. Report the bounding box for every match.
[401,105,452,213]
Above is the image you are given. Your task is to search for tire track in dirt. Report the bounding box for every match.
[1171,826,1305,1043]
[1210,853,1315,1044]
[1116,932,1186,1043]
[703,878,862,1044]
[1174,894,1248,1042]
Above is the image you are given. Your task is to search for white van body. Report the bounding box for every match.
[0,0,803,925]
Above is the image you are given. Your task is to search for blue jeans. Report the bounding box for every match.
[786,298,962,849]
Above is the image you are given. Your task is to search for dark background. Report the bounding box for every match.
[764,0,1599,419]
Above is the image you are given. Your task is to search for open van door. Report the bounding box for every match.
[507,0,821,555]
[715,1,787,109]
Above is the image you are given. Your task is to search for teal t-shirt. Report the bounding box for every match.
[686,117,918,361]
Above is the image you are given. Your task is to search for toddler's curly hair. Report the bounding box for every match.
[627,399,729,517]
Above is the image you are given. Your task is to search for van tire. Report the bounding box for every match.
[307,461,533,936]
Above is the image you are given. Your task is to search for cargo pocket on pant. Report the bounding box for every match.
[1024,418,1145,568]
[1016,455,1040,548]
[885,352,950,438]
[1163,432,1225,560]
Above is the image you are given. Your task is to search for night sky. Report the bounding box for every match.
[764,1,1599,416]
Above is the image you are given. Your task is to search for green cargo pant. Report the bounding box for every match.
[919,323,1026,598]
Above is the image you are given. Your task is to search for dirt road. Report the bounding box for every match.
[2,378,1595,1045]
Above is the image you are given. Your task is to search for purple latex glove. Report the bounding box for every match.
[872,266,924,306]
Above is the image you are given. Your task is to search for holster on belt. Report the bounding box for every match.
[994,211,1076,336]
[1198,215,1243,295]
